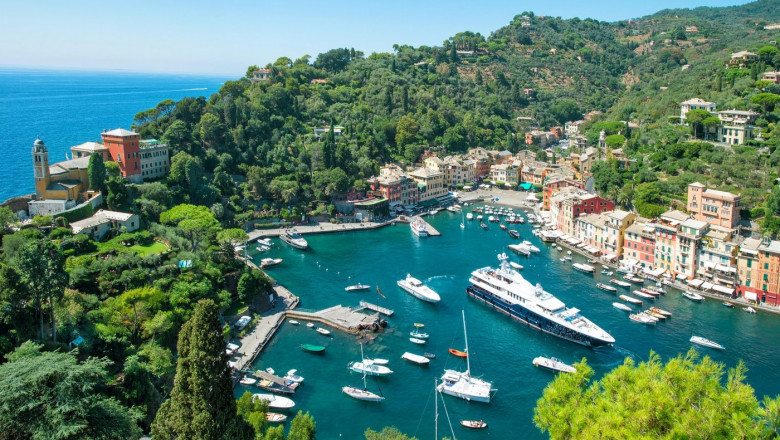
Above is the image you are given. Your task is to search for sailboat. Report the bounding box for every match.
[437,310,494,403]
[343,344,385,401]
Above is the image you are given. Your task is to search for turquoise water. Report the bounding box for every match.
[0,68,227,201]
[241,211,780,439]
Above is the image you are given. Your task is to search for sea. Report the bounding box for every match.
[0,67,228,202]
[242,212,780,439]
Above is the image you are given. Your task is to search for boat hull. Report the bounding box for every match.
[467,286,613,348]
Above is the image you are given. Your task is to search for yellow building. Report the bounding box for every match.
[32,138,90,201]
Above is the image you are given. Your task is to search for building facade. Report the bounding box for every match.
[139,139,171,180]
[101,128,142,182]
[687,182,741,229]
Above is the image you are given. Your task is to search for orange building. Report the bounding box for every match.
[101,128,142,182]
[687,182,740,229]
[737,238,780,306]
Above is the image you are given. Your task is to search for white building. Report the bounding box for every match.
[680,98,716,124]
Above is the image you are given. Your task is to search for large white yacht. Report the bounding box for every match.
[397,274,441,303]
[280,229,308,250]
[410,216,429,237]
[467,253,615,347]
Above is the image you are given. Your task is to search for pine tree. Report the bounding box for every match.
[151,299,253,440]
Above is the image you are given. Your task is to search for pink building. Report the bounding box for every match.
[687,182,740,229]
[623,219,656,269]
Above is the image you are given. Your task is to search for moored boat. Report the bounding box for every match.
[532,356,577,373]
[480,222,488,230]
[690,336,725,350]
[630,313,656,325]
[409,337,426,344]
[410,216,429,237]
[744,306,757,314]
[423,352,436,359]
[239,377,257,385]
[288,320,299,325]
[722,301,734,308]
[683,290,704,302]
[266,412,288,423]
[252,393,295,409]
[572,263,595,273]
[397,274,441,303]
[300,344,326,353]
[280,229,308,250]
[260,258,283,268]
[596,283,618,293]
[632,290,656,300]
[610,278,632,288]
[649,307,672,317]
[345,283,371,292]
[348,358,394,376]
[257,379,295,395]
[508,243,531,256]
[410,330,429,339]
[316,327,331,336]
[460,420,487,429]
[509,261,523,270]
[613,302,633,311]
[401,352,430,365]
[306,322,314,328]
[619,294,643,305]
[644,309,666,320]
[624,275,645,284]
[284,369,304,384]
[448,348,467,358]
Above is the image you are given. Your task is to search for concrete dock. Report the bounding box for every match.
[287,305,387,333]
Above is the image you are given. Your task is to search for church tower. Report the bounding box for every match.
[32,137,50,197]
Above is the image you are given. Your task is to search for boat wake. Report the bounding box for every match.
[425,275,455,282]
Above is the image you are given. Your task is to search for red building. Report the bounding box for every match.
[101,128,141,182]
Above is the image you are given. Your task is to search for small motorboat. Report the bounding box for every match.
[409,337,426,345]
[649,307,672,317]
[448,348,467,358]
[690,336,725,350]
[423,352,436,359]
[624,275,645,284]
[619,294,643,305]
[630,313,656,325]
[596,283,618,293]
[532,356,577,373]
[316,327,331,336]
[288,320,299,325]
[610,278,632,288]
[257,238,274,247]
[460,420,487,429]
[239,377,257,385]
[613,302,633,311]
[266,412,288,423]
[509,261,523,270]
[410,330,429,339]
[300,344,326,353]
[368,358,389,365]
[265,367,275,375]
[644,309,666,320]
[508,230,520,239]
[401,352,430,365]
[602,265,610,270]
[632,290,655,300]
[480,222,488,230]
[563,256,572,261]
[557,246,563,251]
[601,270,613,276]
[414,323,425,328]
[683,290,704,302]
[722,302,734,308]
[252,394,295,409]
[260,258,283,268]
[559,258,566,263]
[345,283,371,292]
[306,322,315,328]
[256,245,271,252]
[744,307,757,314]
[284,369,304,384]
[500,224,507,230]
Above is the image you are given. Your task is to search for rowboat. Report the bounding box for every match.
[448,348,467,358]
[423,352,436,359]
[460,420,487,429]
[300,344,326,353]
[619,294,642,305]
[690,336,725,350]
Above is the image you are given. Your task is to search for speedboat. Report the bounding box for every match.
[649,307,672,317]
[629,313,656,325]
[690,336,725,350]
[610,278,631,288]
[613,302,632,311]
[532,356,577,374]
[409,337,426,344]
[266,413,288,423]
[508,243,531,256]
[632,290,655,300]
[624,275,644,284]
[284,369,304,384]
[260,258,282,268]
[256,245,271,252]
[460,420,487,429]
[288,320,299,325]
[348,359,393,376]
[619,294,642,305]
[401,352,430,365]
[252,394,295,409]
[596,283,617,293]
[345,283,371,292]
[466,212,474,220]
[508,229,520,239]
[239,376,257,385]
[397,274,441,303]
[306,322,314,328]
[572,263,595,273]
[480,222,488,230]
[410,330,429,339]
[722,301,734,308]
[601,270,613,276]
[280,229,308,250]
[683,290,704,302]
[257,238,274,247]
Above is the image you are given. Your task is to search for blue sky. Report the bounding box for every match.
[0,0,752,76]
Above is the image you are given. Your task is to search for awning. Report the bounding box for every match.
[711,284,734,295]
[702,261,716,269]
[676,274,687,280]
[701,282,714,290]
[744,291,758,301]
[716,264,737,274]
[525,194,538,202]
[650,267,665,277]
[603,253,618,261]
[687,278,704,287]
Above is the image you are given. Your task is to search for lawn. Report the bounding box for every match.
[224,301,250,316]
[96,238,169,256]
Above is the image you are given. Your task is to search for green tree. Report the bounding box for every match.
[534,350,779,439]
[106,176,131,211]
[684,109,712,139]
[14,239,67,341]
[396,116,420,148]
[105,161,121,179]
[767,186,780,216]
[604,134,625,148]
[88,153,108,193]
[287,411,316,440]
[365,427,418,439]
[751,93,780,116]
[151,299,253,440]
[0,341,141,440]
[160,204,221,251]
[217,228,249,258]
[0,206,16,234]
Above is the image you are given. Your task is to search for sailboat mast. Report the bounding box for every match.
[434,379,438,440]
[360,343,367,390]
[462,309,470,376]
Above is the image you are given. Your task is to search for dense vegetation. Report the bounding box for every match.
[2,1,780,438]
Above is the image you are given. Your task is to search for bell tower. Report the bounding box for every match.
[32,137,50,197]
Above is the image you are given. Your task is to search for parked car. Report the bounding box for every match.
[234,315,251,330]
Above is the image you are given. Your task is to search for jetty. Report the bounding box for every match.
[355,300,394,316]
[246,219,395,243]
[287,305,388,333]
[416,216,441,236]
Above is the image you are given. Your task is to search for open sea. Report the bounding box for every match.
[243,212,780,439]
[0,67,227,202]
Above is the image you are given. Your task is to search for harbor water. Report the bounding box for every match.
[242,211,780,439]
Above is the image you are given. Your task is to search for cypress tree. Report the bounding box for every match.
[151,299,253,440]
[87,153,107,194]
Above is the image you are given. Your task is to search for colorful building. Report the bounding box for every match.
[623,218,656,269]
[543,178,583,211]
[653,210,688,275]
[687,182,741,229]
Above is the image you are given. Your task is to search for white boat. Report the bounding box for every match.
[521,240,540,252]
[288,320,299,325]
[410,330,429,339]
[509,261,523,270]
[563,256,572,261]
[610,278,631,288]
[566,250,572,255]
[316,327,331,336]
[488,215,495,222]
[744,307,757,314]
[345,283,371,292]
[256,245,271,252]
[252,394,295,409]
[306,322,314,328]
[466,213,474,220]
[619,294,643,305]
[410,216,429,237]
[280,229,308,250]
[437,311,494,403]
[260,258,282,268]
[632,290,655,300]
[401,352,430,365]
[343,344,385,401]
[596,283,617,293]
[283,369,304,384]
[532,356,577,374]
[367,358,389,365]
[690,336,725,350]
[613,302,633,311]
[257,238,274,247]
[409,337,426,344]
[601,270,613,276]
[348,356,394,376]
[447,206,458,213]
[683,290,704,302]
[508,243,531,256]
[239,377,257,385]
[557,246,563,251]
[572,263,595,273]
[476,215,483,221]
[397,274,441,303]
[265,412,288,423]
[630,313,656,325]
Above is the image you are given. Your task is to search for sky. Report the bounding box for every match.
[0,0,754,77]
